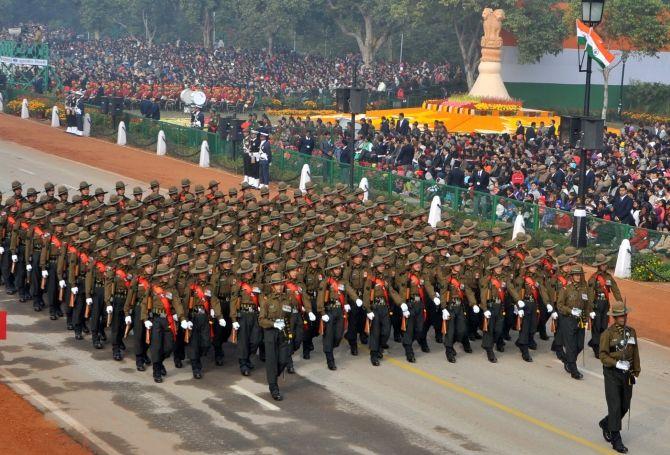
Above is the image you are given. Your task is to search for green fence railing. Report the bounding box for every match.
[5,88,670,265]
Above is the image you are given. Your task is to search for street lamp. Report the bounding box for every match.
[571,0,606,248]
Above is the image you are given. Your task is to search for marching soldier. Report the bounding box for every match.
[284,259,311,373]
[300,249,323,359]
[86,239,111,349]
[363,256,400,366]
[70,230,94,340]
[598,301,640,454]
[589,253,622,358]
[210,251,235,366]
[342,246,367,356]
[258,272,294,401]
[106,247,132,361]
[185,259,224,379]
[557,265,594,379]
[26,208,50,311]
[10,204,33,302]
[548,255,571,361]
[124,254,156,371]
[318,256,359,370]
[231,259,263,376]
[40,216,66,320]
[440,255,475,363]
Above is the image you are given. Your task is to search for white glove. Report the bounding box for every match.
[518,309,525,318]
[322,314,330,323]
[344,304,351,312]
[367,312,374,320]
[173,314,179,321]
[551,312,558,320]
[546,304,553,313]
[11,254,18,263]
[402,310,410,318]
[144,320,152,329]
[442,309,450,320]
[42,270,48,278]
[400,303,408,312]
[187,321,194,330]
[472,304,480,314]
[571,307,582,317]
[232,321,240,330]
[0,247,4,254]
[181,320,188,330]
[484,310,491,318]
[71,287,79,295]
[210,309,215,318]
[308,312,316,322]
[86,297,93,305]
[26,264,32,272]
[616,360,630,371]
[517,300,525,309]
[273,320,285,330]
[106,305,113,314]
[125,315,132,324]
[59,280,66,288]
[219,318,226,327]
[355,298,363,307]
[589,311,596,319]
[434,297,441,306]
[252,286,261,293]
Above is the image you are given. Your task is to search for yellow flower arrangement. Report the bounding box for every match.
[271,99,283,107]
[266,108,337,117]
[474,102,519,113]
[303,100,318,109]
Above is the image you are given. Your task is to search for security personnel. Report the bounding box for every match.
[171,253,192,368]
[10,204,33,302]
[342,246,367,356]
[210,251,235,366]
[185,259,224,379]
[557,265,594,379]
[589,253,623,358]
[258,272,293,401]
[363,256,400,365]
[124,254,156,371]
[87,239,112,349]
[479,256,516,363]
[70,230,93,340]
[40,216,66,320]
[598,301,640,454]
[300,249,323,359]
[230,259,263,376]
[548,255,571,361]
[283,259,311,373]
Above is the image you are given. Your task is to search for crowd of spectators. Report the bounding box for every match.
[1,24,460,106]
[271,113,670,232]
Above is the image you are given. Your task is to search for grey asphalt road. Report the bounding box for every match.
[1,138,669,455]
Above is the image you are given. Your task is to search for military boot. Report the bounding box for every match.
[153,363,163,383]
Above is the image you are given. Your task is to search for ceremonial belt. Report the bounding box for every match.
[285,281,305,312]
[408,273,426,303]
[448,277,465,301]
[369,277,389,306]
[153,285,177,339]
[557,276,568,288]
[523,276,539,301]
[595,274,610,301]
[327,277,346,309]
[240,282,259,307]
[489,276,506,302]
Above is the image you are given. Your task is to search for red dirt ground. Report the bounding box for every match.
[1,113,668,346]
[0,382,91,454]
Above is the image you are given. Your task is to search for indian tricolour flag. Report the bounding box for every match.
[576,19,615,68]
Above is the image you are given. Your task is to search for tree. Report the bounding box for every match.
[566,0,670,120]
[180,0,222,48]
[325,0,418,65]
[506,0,568,64]
[79,0,118,39]
[238,0,309,56]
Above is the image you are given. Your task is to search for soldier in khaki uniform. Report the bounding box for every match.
[557,265,594,380]
[86,239,112,349]
[284,259,311,373]
[143,263,185,383]
[185,259,224,379]
[69,230,94,340]
[440,255,476,363]
[26,207,50,311]
[40,216,66,320]
[210,251,235,366]
[124,254,156,371]
[259,272,295,401]
[231,259,263,376]
[300,249,322,359]
[548,255,571,361]
[588,253,623,358]
[342,246,367,356]
[598,302,640,454]
[106,247,132,361]
[171,253,192,368]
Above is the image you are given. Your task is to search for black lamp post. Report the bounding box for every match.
[571,0,605,248]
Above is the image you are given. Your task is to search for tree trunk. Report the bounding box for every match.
[601,67,610,121]
[267,34,274,57]
[202,12,212,48]
[454,18,481,90]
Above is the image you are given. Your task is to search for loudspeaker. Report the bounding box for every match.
[336,88,350,113]
[559,116,582,147]
[100,96,109,115]
[230,119,244,142]
[581,117,604,150]
[349,88,367,114]
[111,97,124,115]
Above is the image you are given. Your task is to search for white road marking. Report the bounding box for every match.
[553,360,603,379]
[230,384,280,411]
[18,168,35,175]
[0,367,123,455]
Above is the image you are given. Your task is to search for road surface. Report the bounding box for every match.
[1,138,669,455]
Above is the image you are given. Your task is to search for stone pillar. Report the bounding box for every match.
[469,8,511,100]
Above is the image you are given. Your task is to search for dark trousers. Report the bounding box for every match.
[132,306,148,361]
[550,315,563,353]
[368,306,390,356]
[502,299,516,339]
[516,300,538,347]
[302,294,319,354]
[43,260,60,316]
[467,305,482,338]
[536,300,550,337]
[345,302,367,347]
[322,307,344,355]
[212,297,232,360]
[391,306,403,340]
[560,315,585,370]
[402,302,426,354]
[481,304,504,350]
[263,328,290,390]
[443,303,468,350]
[600,367,634,433]
[71,280,86,335]
[0,238,15,291]
[186,312,211,369]
[109,295,126,353]
[90,286,106,342]
[422,300,442,341]
[29,252,43,308]
[589,298,610,351]
[149,316,175,364]
[14,246,28,299]
[236,311,262,369]
[259,159,270,185]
